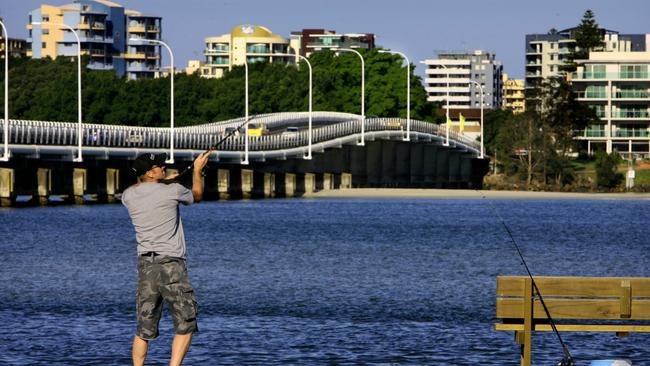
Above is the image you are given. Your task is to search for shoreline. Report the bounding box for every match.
[305,188,650,200]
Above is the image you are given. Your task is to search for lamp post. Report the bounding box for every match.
[379,49,410,141]
[420,61,449,146]
[338,48,365,145]
[468,80,485,158]
[242,60,249,165]
[131,38,174,164]
[34,21,83,161]
[0,20,9,161]
[274,50,312,159]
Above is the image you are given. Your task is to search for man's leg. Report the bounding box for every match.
[170,333,193,366]
[132,335,149,366]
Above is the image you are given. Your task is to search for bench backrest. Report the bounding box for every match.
[497,276,650,320]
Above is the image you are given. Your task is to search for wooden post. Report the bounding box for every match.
[521,277,533,366]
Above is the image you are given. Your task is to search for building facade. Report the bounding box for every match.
[572,36,650,156]
[200,24,292,78]
[502,73,525,114]
[290,29,375,57]
[525,28,646,89]
[27,0,161,79]
[422,50,503,110]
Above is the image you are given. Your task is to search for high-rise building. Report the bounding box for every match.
[27,0,162,79]
[502,73,525,114]
[421,50,503,110]
[200,24,292,79]
[525,28,646,89]
[0,17,28,58]
[572,34,650,155]
[290,29,375,57]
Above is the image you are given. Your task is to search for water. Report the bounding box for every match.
[1,198,650,365]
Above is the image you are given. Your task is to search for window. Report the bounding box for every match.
[42,29,49,35]
[42,42,46,49]
[585,64,606,78]
[620,65,648,79]
[42,16,49,22]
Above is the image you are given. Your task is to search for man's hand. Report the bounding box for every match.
[193,150,211,173]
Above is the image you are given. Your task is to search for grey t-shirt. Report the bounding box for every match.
[122,182,194,258]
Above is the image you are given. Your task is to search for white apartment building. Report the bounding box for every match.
[572,36,650,156]
[422,50,503,110]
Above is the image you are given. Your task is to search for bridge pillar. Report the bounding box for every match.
[304,173,315,194]
[316,172,334,191]
[470,158,490,189]
[423,144,439,188]
[241,169,253,199]
[366,141,382,187]
[105,168,119,203]
[395,142,411,187]
[409,144,424,187]
[340,173,352,189]
[0,167,15,207]
[36,168,52,205]
[218,169,230,200]
[203,167,220,201]
[72,168,87,205]
[253,170,274,198]
[459,154,475,189]
[435,147,450,188]
[380,141,397,187]
[285,173,296,197]
[448,151,462,189]
[348,145,367,188]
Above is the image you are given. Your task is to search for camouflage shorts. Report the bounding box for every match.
[136,255,198,340]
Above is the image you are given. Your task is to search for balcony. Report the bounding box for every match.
[613,129,649,138]
[614,91,650,99]
[127,63,155,72]
[246,45,270,54]
[571,72,650,81]
[611,111,650,119]
[128,26,146,33]
[574,91,608,99]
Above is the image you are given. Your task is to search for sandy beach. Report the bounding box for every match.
[306,188,650,200]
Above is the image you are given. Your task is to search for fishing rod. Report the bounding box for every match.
[166,117,251,181]
[476,190,574,366]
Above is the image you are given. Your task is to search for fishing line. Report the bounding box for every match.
[476,190,574,366]
[170,118,251,180]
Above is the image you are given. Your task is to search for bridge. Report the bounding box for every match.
[0,112,489,206]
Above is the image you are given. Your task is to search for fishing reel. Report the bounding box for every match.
[557,357,574,366]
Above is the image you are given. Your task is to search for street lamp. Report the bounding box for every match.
[338,48,365,146]
[34,21,83,162]
[274,49,313,159]
[131,38,175,164]
[468,80,485,158]
[242,60,249,165]
[420,60,449,146]
[0,20,9,161]
[379,49,410,141]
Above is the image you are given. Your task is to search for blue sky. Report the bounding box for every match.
[1,0,648,79]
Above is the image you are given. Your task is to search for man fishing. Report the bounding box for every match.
[122,151,210,366]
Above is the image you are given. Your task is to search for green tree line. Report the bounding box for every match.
[0,49,439,127]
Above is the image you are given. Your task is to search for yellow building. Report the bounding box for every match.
[200,24,292,78]
[502,73,525,114]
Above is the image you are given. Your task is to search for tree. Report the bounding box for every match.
[565,9,605,71]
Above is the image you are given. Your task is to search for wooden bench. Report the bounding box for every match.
[496,276,650,366]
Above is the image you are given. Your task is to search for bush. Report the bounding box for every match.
[594,150,623,189]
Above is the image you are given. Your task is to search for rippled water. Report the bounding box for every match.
[1,197,650,365]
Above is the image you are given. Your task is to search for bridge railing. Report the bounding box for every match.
[0,112,480,152]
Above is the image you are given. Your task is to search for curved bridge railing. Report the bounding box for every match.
[0,112,479,156]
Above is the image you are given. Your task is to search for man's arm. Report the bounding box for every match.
[191,151,210,202]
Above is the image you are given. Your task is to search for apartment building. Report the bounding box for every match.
[290,29,375,57]
[572,35,650,156]
[27,0,161,79]
[502,73,525,114]
[422,50,503,110]
[525,28,646,89]
[200,24,292,79]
